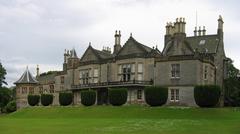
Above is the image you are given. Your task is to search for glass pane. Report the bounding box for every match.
[138,63,143,73]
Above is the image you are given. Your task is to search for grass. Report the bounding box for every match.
[1,106,240,134]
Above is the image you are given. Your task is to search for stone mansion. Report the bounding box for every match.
[15,16,228,109]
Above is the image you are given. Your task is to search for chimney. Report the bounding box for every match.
[198,26,202,36]
[113,30,122,55]
[217,15,224,37]
[36,65,39,77]
[165,22,170,35]
[174,18,179,33]
[194,27,197,36]
[202,26,206,36]
[102,46,111,54]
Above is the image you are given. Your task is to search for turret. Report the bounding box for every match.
[113,30,122,55]
[63,49,70,71]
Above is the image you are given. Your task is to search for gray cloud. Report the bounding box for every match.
[0,0,239,87]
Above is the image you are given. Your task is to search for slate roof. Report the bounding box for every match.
[70,48,78,58]
[116,36,158,57]
[14,67,38,84]
[92,48,113,59]
[37,73,57,85]
[186,35,220,54]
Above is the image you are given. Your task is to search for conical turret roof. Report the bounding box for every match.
[14,67,38,84]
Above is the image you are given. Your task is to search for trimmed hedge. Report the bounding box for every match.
[6,101,16,113]
[59,92,73,106]
[144,86,168,106]
[194,85,221,107]
[28,95,40,106]
[41,94,53,106]
[108,88,127,106]
[81,90,96,106]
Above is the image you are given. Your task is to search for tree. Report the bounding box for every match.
[0,87,12,112]
[224,59,240,106]
[0,62,7,87]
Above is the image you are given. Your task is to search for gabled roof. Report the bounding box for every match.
[14,67,38,84]
[37,72,57,85]
[116,36,154,57]
[186,35,220,54]
[80,45,113,62]
[92,48,113,59]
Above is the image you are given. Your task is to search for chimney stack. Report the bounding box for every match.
[113,30,122,55]
[194,27,197,36]
[36,65,39,77]
[198,26,202,36]
[202,26,206,36]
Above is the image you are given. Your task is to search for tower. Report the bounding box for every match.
[14,66,39,109]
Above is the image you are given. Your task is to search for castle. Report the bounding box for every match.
[14,16,228,109]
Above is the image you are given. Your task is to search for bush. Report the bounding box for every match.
[144,86,168,106]
[81,90,96,106]
[6,101,16,113]
[59,92,73,106]
[108,88,127,106]
[28,95,40,106]
[41,94,53,106]
[194,85,221,107]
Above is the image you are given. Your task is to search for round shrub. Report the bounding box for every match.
[108,88,127,106]
[41,94,53,106]
[194,85,221,107]
[81,90,96,106]
[28,95,40,106]
[144,86,168,106]
[6,101,16,113]
[59,92,73,106]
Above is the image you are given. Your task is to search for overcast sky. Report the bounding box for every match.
[0,0,239,87]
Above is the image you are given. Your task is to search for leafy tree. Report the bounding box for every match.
[224,59,240,106]
[0,62,7,87]
[0,87,12,112]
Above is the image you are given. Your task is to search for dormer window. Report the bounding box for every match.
[199,40,206,45]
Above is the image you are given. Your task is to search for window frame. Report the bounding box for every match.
[171,64,180,79]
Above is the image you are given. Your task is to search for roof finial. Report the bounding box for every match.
[130,33,132,37]
[89,42,91,46]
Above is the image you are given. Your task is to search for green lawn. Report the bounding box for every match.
[0,106,240,134]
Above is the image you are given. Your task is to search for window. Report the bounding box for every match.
[93,69,99,77]
[138,63,143,73]
[171,64,180,78]
[122,64,131,82]
[50,85,54,93]
[170,89,179,102]
[22,87,27,94]
[118,65,122,74]
[29,87,34,94]
[131,64,135,73]
[80,69,91,85]
[138,74,143,81]
[204,65,208,80]
[199,40,206,45]
[39,87,43,94]
[60,76,64,84]
[137,90,142,100]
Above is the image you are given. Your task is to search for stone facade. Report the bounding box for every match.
[15,15,228,109]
